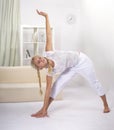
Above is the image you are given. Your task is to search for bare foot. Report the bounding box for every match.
[31,111,48,118]
[103,107,110,113]
[31,112,38,117]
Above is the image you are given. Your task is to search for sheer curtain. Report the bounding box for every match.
[0,0,20,66]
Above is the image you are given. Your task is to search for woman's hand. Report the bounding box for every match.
[36,9,48,17]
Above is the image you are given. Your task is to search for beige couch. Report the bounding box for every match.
[0,66,62,102]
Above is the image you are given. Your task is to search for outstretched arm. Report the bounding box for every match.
[36,10,53,51]
[31,75,53,118]
[31,10,54,118]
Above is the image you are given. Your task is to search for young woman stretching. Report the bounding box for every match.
[31,10,110,118]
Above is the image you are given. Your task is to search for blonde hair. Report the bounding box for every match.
[31,56,52,95]
[31,56,43,95]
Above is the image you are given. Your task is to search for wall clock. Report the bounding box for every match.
[66,14,76,24]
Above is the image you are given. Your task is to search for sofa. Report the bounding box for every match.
[0,66,62,102]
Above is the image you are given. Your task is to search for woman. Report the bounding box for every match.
[31,10,110,118]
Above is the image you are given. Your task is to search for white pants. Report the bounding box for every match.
[50,52,105,99]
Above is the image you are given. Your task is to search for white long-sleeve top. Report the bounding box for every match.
[44,50,80,76]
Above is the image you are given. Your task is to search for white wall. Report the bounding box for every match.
[20,0,81,50]
[80,0,114,88]
[20,0,114,88]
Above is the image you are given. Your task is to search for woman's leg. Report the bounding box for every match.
[50,67,78,99]
[76,53,110,113]
[100,95,110,113]
[50,53,110,113]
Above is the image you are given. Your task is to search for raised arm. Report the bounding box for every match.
[36,10,53,51]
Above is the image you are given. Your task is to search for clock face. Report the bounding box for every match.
[66,14,76,24]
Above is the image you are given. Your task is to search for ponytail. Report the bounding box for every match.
[31,56,43,95]
[31,56,53,95]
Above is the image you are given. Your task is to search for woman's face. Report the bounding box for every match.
[32,56,47,69]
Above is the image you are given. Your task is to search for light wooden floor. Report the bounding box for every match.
[0,84,113,130]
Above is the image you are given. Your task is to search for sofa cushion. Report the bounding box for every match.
[0,66,46,83]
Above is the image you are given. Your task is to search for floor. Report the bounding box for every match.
[0,83,114,130]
